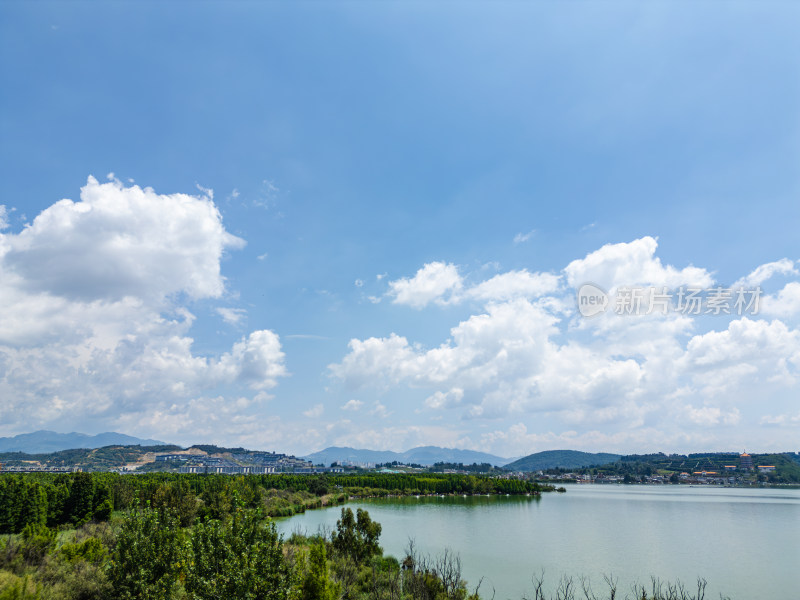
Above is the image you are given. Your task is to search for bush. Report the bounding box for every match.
[0,575,40,600]
[44,562,112,600]
[19,525,56,567]
[58,538,106,564]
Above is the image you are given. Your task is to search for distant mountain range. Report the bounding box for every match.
[0,430,167,454]
[303,446,512,467]
[504,450,621,471]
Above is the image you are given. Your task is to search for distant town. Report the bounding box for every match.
[528,451,795,486]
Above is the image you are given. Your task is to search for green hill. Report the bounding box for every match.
[504,450,621,471]
[0,444,181,470]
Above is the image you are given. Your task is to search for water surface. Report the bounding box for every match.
[276,485,800,599]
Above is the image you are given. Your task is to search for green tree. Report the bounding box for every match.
[0,477,48,534]
[185,507,294,600]
[64,473,95,526]
[302,542,338,600]
[332,507,382,562]
[109,504,183,600]
[92,482,114,522]
[307,477,329,497]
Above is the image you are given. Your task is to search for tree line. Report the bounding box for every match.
[0,472,549,535]
[0,477,485,600]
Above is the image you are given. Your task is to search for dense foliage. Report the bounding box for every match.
[0,472,548,535]
[0,473,722,600]
[0,472,112,533]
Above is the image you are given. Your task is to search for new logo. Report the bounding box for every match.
[577,283,609,317]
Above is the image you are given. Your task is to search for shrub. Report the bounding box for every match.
[19,525,56,567]
[45,561,112,600]
[301,542,338,600]
[0,575,40,600]
[58,538,106,564]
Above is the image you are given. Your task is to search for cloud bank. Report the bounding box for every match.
[331,237,800,456]
[0,177,286,439]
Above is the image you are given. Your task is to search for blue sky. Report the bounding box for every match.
[1,2,798,456]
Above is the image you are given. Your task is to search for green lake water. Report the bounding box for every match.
[275,484,800,600]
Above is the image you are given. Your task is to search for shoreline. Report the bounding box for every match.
[272,487,553,519]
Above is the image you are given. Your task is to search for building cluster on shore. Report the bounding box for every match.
[173,451,344,475]
[528,452,782,486]
[0,465,83,473]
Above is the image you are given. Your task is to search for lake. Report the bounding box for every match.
[275,485,800,600]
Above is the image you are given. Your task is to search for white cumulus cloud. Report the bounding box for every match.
[3,176,244,302]
[0,177,286,436]
[761,282,800,318]
[734,258,797,288]
[466,270,560,302]
[217,307,247,325]
[388,261,463,308]
[564,236,713,291]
